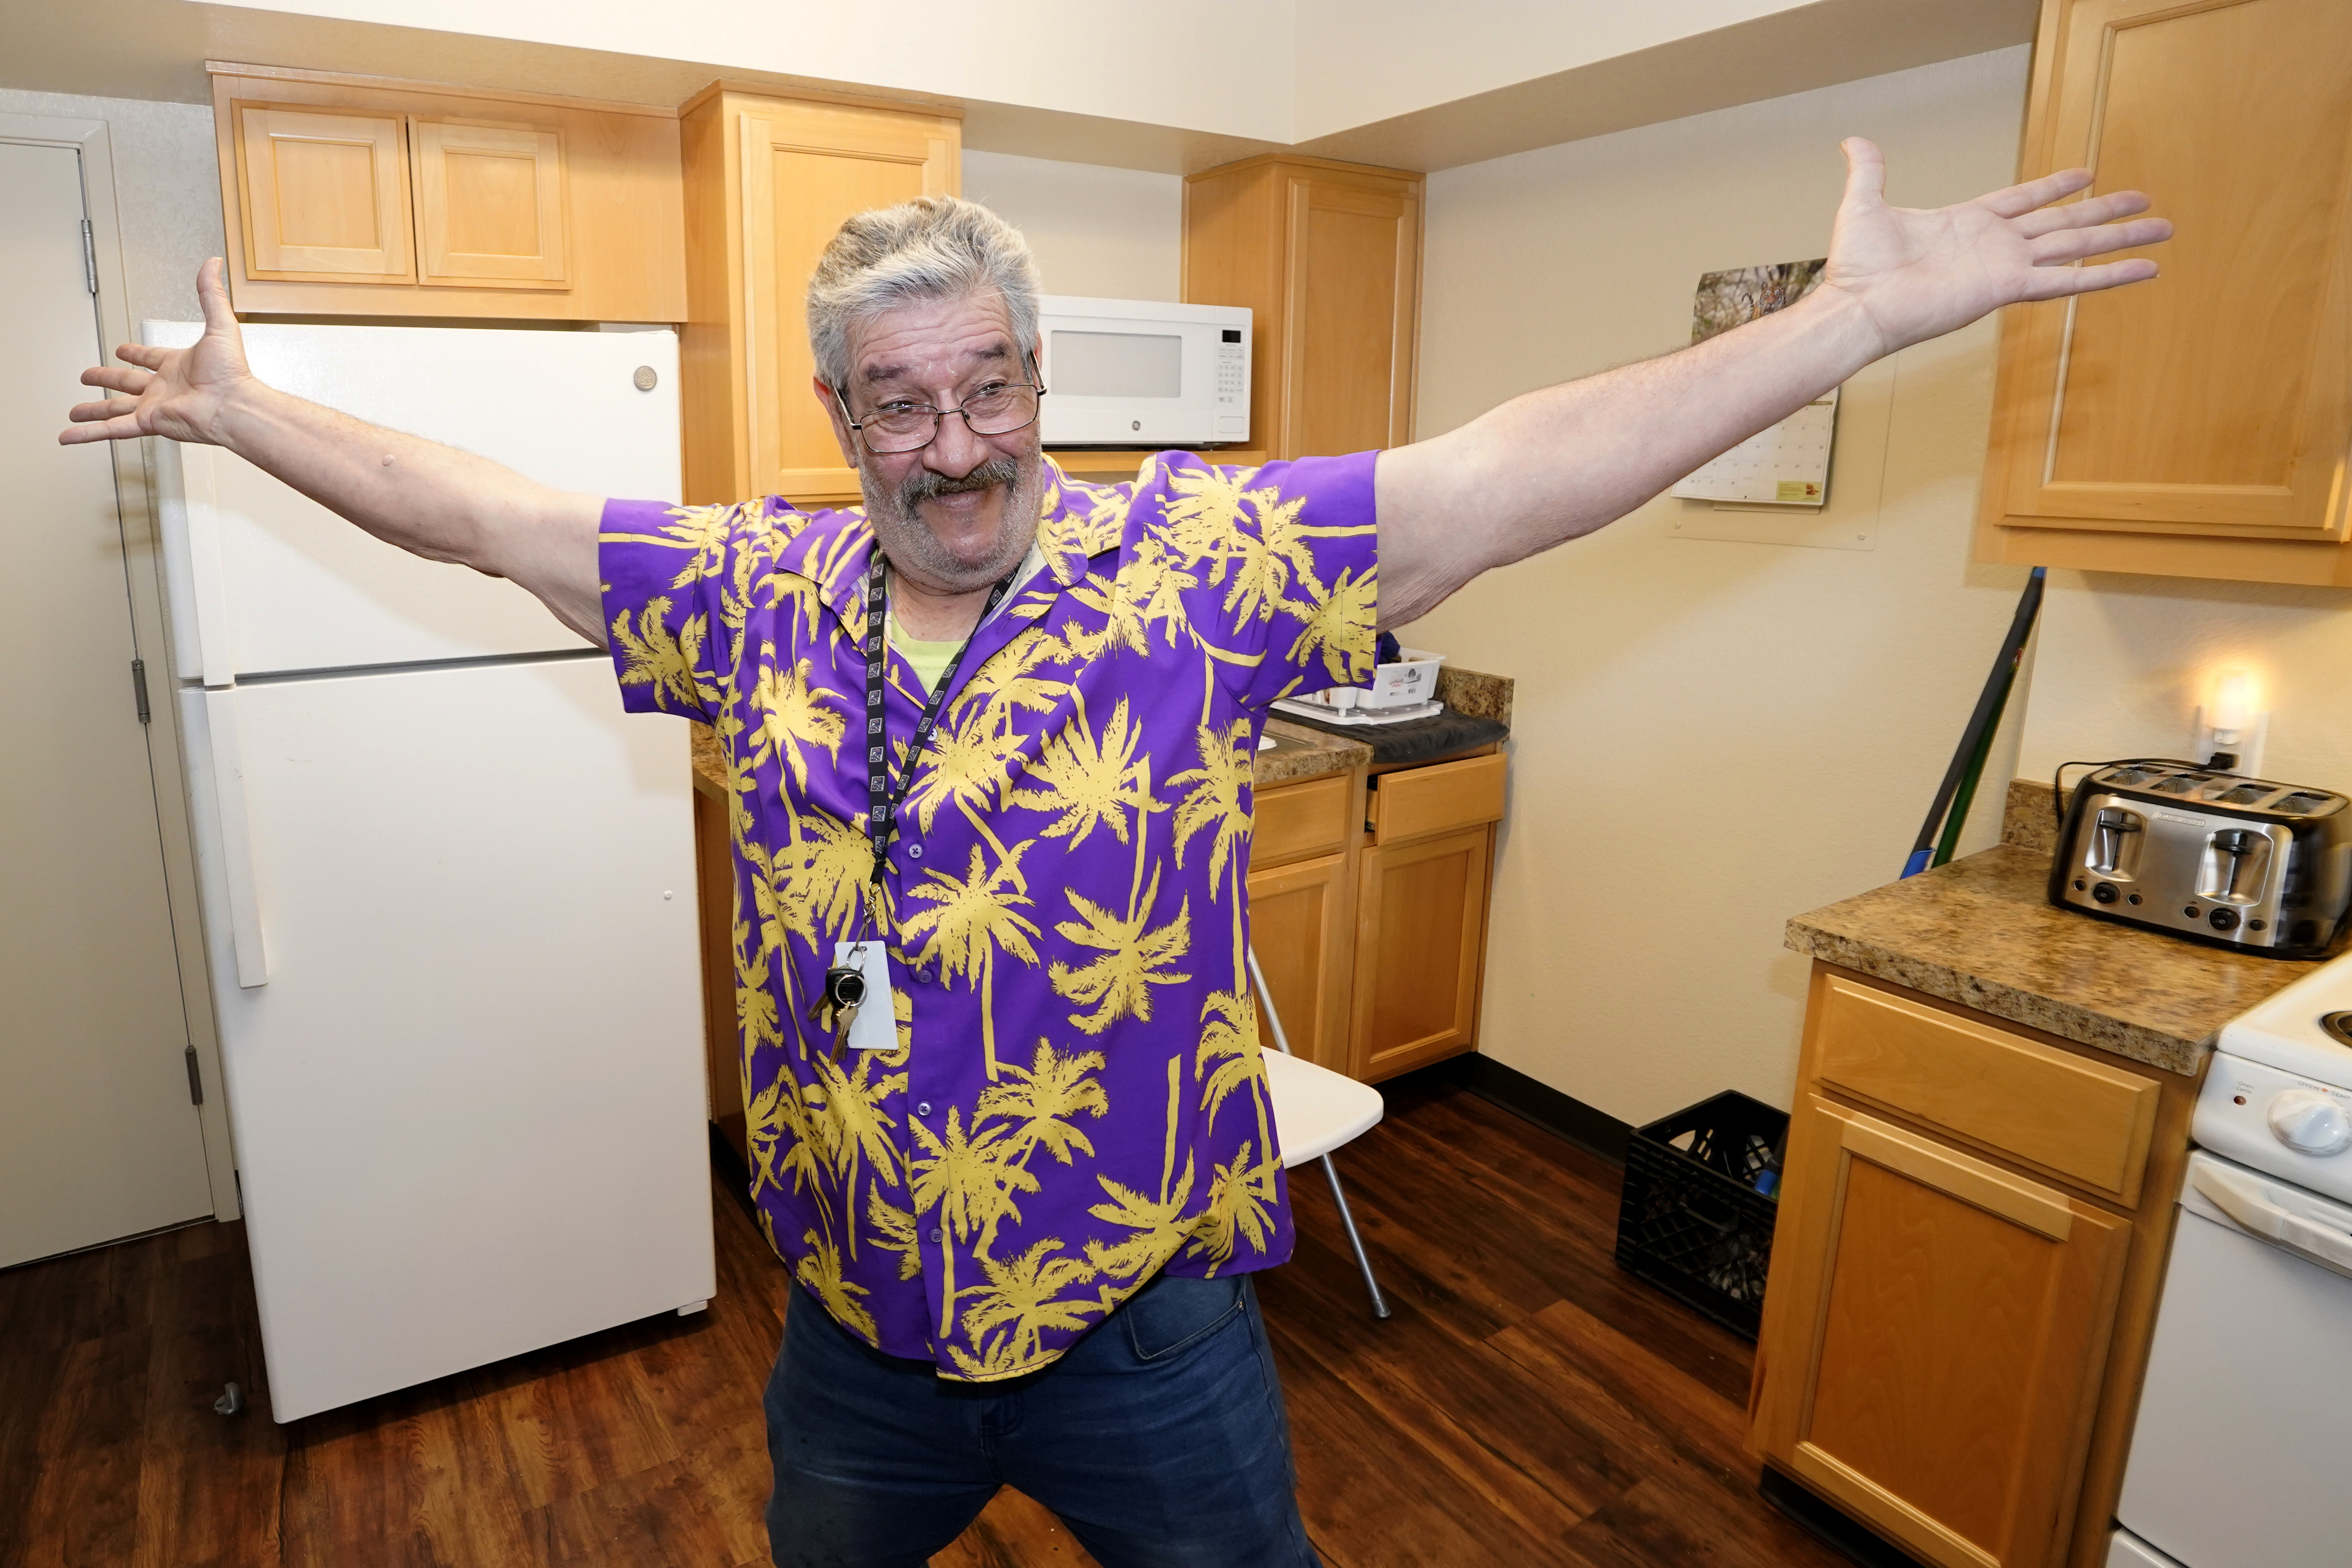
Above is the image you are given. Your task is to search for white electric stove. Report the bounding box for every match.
[2109,955,2352,1568]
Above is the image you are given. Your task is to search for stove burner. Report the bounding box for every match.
[2322,1012,2352,1048]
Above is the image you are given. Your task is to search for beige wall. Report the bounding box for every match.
[0,88,223,327]
[962,152,1182,303]
[1403,46,2036,1126]
[2015,577,2352,800]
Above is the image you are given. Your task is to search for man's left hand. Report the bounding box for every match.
[1820,136,2172,359]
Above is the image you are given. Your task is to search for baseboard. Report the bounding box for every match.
[1758,1464,1932,1568]
[1437,1054,1633,1165]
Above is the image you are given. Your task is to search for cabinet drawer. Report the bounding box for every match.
[1370,753,1505,846]
[1253,773,1351,868]
[1813,974,2160,1205]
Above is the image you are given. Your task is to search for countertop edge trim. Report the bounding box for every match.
[1783,918,2207,1078]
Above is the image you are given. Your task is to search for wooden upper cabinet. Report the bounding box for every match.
[1976,0,2352,583]
[1752,1097,2131,1568]
[410,118,567,289]
[678,87,959,508]
[1184,156,1423,460]
[234,104,413,283]
[210,65,683,322]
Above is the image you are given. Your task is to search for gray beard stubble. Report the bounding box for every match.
[863,451,1041,591]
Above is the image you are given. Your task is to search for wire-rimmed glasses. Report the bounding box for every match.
[835,371,1048,456]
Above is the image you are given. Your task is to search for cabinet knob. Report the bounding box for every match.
[632,365,658,392]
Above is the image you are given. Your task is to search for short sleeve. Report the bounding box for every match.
[1141,450,1380,710]
[597,497,747,724]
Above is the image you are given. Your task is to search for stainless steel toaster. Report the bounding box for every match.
[2049,762,2352,958]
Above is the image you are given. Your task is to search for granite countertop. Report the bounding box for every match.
[1786,780,2329,1075]
[1260,663,1515,768]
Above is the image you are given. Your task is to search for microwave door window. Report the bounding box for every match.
[1050,330,1183,399]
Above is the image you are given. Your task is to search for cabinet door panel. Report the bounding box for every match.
[1993,0,2352,538]
[1350,824,1489,1080]
[1281,178,1419,458]
[741,104,957,503]
[1245,850,1351,1074]
[1753,1098,2130,1568]
[412,118,567,288]
[235,103,414,283]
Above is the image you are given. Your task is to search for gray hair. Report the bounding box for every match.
[806,196,1041,392]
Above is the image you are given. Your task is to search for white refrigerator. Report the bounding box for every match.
[147,321,715,1423]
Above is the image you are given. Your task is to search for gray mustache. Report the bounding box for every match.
[899,456,1020,507]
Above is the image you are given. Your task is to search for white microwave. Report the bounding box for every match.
[1035,295,1251,448]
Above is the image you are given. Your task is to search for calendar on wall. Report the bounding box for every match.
[1669,258,1838,508]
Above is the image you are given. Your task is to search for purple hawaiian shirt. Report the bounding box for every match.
[599,452,1379,1379]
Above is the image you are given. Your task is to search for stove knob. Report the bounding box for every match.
[2267,1089,2352,1156]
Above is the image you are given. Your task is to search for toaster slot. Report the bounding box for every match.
[2088,807,2146,878]
[2197,828,2273,906]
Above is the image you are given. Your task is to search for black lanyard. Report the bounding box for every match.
[863,554,1018,910]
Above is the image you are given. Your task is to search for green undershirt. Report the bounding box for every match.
[885,546,1051,695]
[887,614,965,696]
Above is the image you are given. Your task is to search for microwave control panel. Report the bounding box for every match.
[1215,328,1248,439]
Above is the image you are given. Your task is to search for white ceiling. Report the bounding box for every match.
[0,0,2038,173]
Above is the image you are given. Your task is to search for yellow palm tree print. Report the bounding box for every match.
[1050,864,1193,1036]
[746,654,847,794]
[1002,692,1164,850]
[796,1229,880,1344]
[957,1238,1103,1367]
[608,598,717,713]
[900,837,1042,1082]
[976,1040,1109,1167]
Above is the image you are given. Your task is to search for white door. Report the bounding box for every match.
[0,140,211,1266]
[188,657,712,1421]
[147,322,678,678]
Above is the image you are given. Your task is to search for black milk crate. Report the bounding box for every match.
[1613,1090,1788,1340]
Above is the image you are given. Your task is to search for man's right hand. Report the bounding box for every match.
[56,258,613,647]
[61,256,252,448]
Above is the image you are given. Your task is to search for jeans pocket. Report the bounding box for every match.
[1121,1271,1247,1362]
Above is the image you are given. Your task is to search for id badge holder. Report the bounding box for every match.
[830,939,899,1051]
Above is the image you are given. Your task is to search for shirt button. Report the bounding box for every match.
[914,965,934,986]
[907,843,923,860]
[928,1228,943,1243]
[915,1101,932,1117]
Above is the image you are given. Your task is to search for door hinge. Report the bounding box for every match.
[81,219,97,295]
[131,658,151,724]
[184,1043,204,1105]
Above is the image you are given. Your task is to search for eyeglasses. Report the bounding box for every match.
[835,370,1048,456]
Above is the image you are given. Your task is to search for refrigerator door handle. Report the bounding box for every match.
[2190,1158,2352,1279]
[199,686,271,988]
[161,442,237,687]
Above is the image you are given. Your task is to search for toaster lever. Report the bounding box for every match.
[2213,829,2264,903]
[2092,808,2144,875]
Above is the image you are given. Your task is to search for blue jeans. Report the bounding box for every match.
[763,1270,1320,1568]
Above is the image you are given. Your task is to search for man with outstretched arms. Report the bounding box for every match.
[62,141,2166,1568]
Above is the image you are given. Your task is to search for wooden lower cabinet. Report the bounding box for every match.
[1244,850,1354,1074]
[1242,744,1503,1083]
[1752,1097,2130,1568]
[1750,964,2200,1568]
[1349,823,1494,1081]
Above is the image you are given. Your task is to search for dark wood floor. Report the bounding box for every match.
[0,1070,1847,1568]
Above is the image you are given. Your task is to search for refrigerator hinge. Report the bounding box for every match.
[81,219,97,295]
[130,658,151,724]
[184,1043,204,1105]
